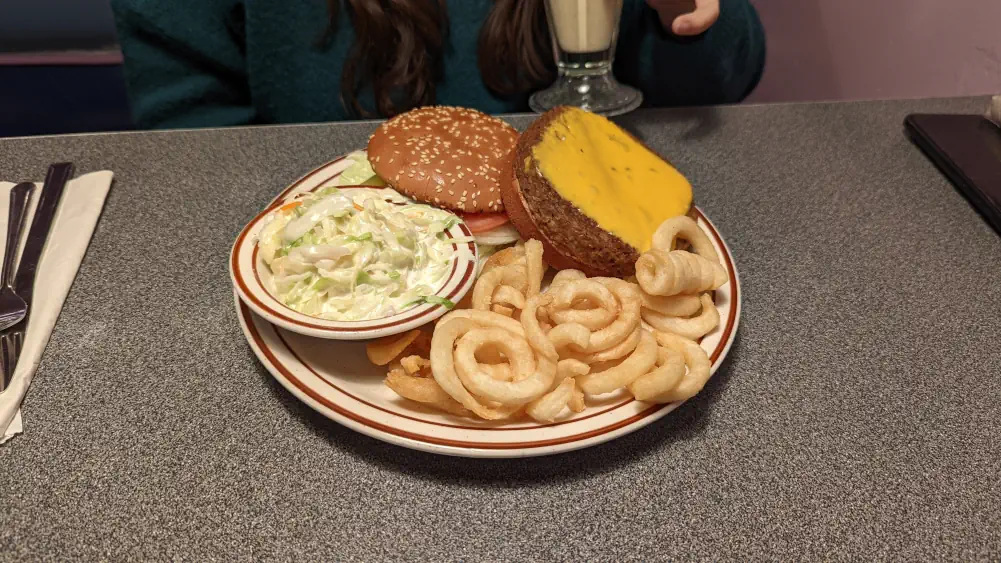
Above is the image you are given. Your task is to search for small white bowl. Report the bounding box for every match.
[230,183,478,341]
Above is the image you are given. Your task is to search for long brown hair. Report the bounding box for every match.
[324,0,554,117]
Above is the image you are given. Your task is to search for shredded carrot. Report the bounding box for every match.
[278,201,302,213]
[353,203,365,212]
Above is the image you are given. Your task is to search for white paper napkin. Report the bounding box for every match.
[0,171,113,443]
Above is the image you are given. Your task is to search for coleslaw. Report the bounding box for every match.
[258,186,467,321]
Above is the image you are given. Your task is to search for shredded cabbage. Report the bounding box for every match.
[259,187,460,320]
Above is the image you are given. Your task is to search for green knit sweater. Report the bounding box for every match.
[110,0,765,129]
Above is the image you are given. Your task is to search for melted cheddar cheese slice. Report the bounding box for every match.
[530,107,693,252]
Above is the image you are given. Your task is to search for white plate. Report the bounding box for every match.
[233,162,741,456]
[230,157,478,340]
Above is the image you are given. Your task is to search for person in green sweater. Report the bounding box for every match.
[110,0,765,129]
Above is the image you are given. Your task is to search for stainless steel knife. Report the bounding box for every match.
[12,163,74,306]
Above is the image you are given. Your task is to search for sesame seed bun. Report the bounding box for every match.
[367,106,518,214]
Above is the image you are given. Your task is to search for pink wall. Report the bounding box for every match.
[748,0,1001,103]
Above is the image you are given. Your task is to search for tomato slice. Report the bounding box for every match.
[457,211,510,234]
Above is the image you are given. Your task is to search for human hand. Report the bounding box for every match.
[646,0,720,36]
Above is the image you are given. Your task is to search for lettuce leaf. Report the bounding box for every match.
[335,151,386,187]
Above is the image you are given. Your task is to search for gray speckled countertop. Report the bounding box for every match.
[1,98,1000,560]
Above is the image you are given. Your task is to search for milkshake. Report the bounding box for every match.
[549,0,621,55]
[531,0,641,116]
